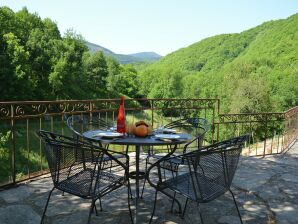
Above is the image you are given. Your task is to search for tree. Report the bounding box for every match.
[83,51,108,98]
[117,64,140,97]
[49,30,88,99]
[106,57,121,93]
[2,32,32,99]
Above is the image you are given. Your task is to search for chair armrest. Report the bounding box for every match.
[147,147,190,189]
[84,144,129,170]
[183,132,205,151]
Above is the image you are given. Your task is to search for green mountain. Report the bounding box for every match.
[129,52,162,60]
[85,41,162,64]
[139,13,298,113]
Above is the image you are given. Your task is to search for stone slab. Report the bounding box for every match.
[0,185,33,203]
[0,204,40,224]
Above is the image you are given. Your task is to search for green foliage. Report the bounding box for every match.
[49,30,88,99]
[138,13,298,113]
[0,7,140,100]
[118,64,140,97]
[2,5,298,114]
[106,56,121,94]
[83,51,108,98]
[0,131,11,182]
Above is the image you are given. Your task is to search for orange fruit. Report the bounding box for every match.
[134,124,148,137]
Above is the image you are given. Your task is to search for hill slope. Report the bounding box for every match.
[139,14,298,113]
[85,41,162,64]
[129,52,162,60]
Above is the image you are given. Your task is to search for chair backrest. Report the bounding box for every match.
[66,113,113,137]
[38,130,129,198]
[38,131,76,185]
[186,135,249,202]
[37,130,101,186]
[164,117,210,151]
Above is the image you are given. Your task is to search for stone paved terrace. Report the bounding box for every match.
[0,141,298,224]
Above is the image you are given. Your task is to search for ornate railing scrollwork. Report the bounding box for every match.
[0,105,10,118]
[15,105,25,116]
[32,104,48,115]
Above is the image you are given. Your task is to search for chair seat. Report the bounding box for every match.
[82,153,127,170]
[147,154,183,172]
[57,168,125,198]
[159,172,227,202]
[148,154,182,163]
[102,153,126,161]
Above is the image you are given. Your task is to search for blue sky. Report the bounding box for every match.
[1,0,298,55]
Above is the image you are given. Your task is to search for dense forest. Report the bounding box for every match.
[138,14,298,113]
[1,6,298,114]
[0,6,140,101]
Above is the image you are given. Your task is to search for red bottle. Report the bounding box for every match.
[117,96,126,133]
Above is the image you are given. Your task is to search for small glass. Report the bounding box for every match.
[126,123,135,137]
[154,125,165,134]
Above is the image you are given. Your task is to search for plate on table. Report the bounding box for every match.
[92,131,123,138]
[154,128,177,134]
[155,134,181,140]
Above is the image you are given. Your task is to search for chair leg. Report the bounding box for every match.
[99,198,103,211]
[87,199,96,224]
[140,178,146,198]
[149,190,158,224]
[129,184,133,199]
[127,179,134,224]
[196,202,204,224]
[140,160,148,198]
[41,187,55,224]
[125,145,129,154]
[182,198,189,218]
[170,191,176,213]
[229,189,243,224]
[93,203,98,216]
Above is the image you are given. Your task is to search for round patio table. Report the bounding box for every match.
[82,131,193,199]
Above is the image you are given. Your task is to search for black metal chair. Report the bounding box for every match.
[37,130,133,224]
[66,113,114,142]
[147,134,249,224]
[66,114,129,169]
[141,117,210,197]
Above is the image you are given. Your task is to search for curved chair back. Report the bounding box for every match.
[147,135,249,224]
[37,130,128,195]
[186,135,249,202]
[38,130,103,189]
[164,117,210,152]
[66,113,113,137]
[37,130,133,223]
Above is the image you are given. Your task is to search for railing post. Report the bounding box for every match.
[263,114,268,157]
[10,104,16,184]
[151,99,154,127]
[89,101,93,118]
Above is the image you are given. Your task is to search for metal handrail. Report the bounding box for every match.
[0,98,297,188]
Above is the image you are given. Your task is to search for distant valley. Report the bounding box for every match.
[85,41,162,64]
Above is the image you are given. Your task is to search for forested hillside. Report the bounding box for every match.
[0,7,140,100]
[139,14,298,113]
[1,6,298,115]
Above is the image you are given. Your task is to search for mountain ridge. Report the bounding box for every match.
[85,41,162,64]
